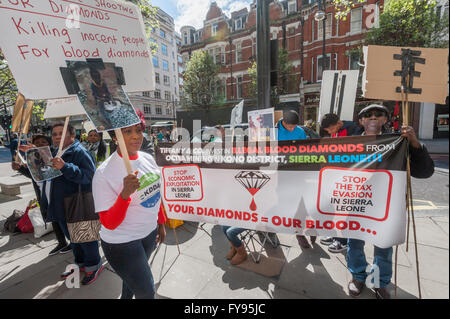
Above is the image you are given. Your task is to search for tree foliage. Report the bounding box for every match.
[365,0,449,48]
[183,51,220,107]
[332,0,366,20]
[0,50,18,115]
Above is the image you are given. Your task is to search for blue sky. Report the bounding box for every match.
[150,0,253,33]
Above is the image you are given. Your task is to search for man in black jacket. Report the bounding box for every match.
[13,134,70,255]
[346,104,434,299]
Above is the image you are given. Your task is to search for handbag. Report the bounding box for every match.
[64,185,100,243]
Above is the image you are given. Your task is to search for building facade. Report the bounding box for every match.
[179,0,383,127]
[128,8,181,128]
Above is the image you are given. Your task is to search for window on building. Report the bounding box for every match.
[155,72,160,84]
[374,1,380,28]
[350,7,362,34]
[318,14,332,39]
[156,105,162,115]
[166,106,171,115]
[179,78,183,86]
[165,91,171,100]
[161,44,168,55]
[235,18,242,30]
[312,18,315,41]
[152,56,159,67]
[154,89,161,99]
[163,75,170,86]
[142,91,150,97]
[214,47,223,65]
[236,42,242,63]
[143,104,151,114]
[174,87,177,95]
[349,51,360,70]
[288,0,297,14]
[160,29,166,38]
[172,51,175,59]
[162,60,169,71]
[178,66,183,73]
[183,32,188,45]
[237,76,243,98]
[317,54,331,81]
[178,55,183,63]
[211,23,218,36]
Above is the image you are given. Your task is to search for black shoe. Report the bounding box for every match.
[348,279,364,297]
[49,244,65,256]
[328,240,347,253]
[374,287,391,299]
[320,236,334,245]
[59,244,72,254]
[81,265,104,285]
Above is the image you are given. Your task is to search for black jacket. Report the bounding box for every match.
[354,129,434,179]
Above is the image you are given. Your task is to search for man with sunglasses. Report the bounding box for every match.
[347,104,434,299]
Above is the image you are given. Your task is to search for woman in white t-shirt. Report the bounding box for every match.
[92,123,166,299]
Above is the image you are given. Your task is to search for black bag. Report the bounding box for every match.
[3,210,24,233]
[64,185,100,243]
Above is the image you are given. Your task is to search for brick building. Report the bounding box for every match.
[179,0,383,126]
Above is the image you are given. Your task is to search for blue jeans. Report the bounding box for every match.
[222,226,246,247]
[346,239,393,288]
[101,228,158,299]
[58,220,102,272]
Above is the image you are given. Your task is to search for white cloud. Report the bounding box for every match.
[174,0,252,33]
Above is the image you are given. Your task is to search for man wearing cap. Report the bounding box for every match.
[347,104,434,299]
[276,110,316,249]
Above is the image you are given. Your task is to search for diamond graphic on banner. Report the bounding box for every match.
[235,171,271,211]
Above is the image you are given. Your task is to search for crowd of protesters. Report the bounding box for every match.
[2,103,434,299]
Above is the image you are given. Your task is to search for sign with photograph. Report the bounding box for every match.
[0,0,154,99]
[26,146,62,182]
[247,108,275,142]
[65,60,139,131]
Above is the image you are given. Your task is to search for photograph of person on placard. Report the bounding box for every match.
[65,61,140,132]
[26,146,62,182]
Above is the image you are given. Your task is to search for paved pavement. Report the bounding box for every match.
[0,145,448,299]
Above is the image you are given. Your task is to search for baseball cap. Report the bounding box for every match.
[358,104,389,118]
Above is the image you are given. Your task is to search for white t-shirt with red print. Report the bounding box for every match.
[92,151,161,244]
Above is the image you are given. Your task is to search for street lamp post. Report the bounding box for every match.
[229,37,233,100]
[315,0,327,77]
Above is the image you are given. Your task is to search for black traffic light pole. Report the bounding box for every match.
[256,0,271,110]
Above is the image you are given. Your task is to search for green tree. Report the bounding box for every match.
[332,0,366,20]
[125,0,159,52]
[0,50,17,116]
[183,51,221,119]
[366,0,449,48]
[182,51,222,125]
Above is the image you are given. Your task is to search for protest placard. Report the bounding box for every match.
[0,0,154,100]
[155,135,408,248]
[318,70,359,122]
[362,45,448,104]
[65,60,139,131]
[248,108,275,142]
[26,146,62,182]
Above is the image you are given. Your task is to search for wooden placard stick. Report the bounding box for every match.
[56,116,70,158]
[402,77,422,299]
[14,98,32,163]
[114,128,133,175]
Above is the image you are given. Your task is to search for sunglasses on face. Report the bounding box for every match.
[361,111,386,118]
